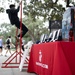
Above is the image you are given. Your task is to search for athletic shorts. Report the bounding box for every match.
[0,46,2,49]
[7,44,10,50]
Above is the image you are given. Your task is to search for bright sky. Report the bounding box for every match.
[0,0,66,25]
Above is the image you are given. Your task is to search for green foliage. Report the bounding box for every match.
[0,23,16,44]
[23,0,65,21]
[22,15,48,41]
[0,0,66,42]
[0,7,4,12]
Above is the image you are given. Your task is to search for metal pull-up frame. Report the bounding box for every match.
[2,1,28,68]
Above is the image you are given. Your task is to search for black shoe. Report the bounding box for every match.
[5,55,7,57]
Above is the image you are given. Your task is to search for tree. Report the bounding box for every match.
[0,0,66,42]
[0,7,4,12]
[0,23,16,43]
[0,0,65,20]
[22,15,48,42]
[23,0,65,21]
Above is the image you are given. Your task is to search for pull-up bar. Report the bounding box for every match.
[20,0,22,63]
[2,1,28,68]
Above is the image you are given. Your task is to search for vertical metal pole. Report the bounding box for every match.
[20,1,22,63]
[16,28,18,63]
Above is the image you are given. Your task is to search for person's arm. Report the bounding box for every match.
[16,2,21,12]
[16,6,20,12]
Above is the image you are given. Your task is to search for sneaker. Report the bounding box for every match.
[5,55,7,57]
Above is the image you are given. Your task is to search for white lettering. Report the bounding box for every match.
[36,62,48,69]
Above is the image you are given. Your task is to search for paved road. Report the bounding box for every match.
[0,49,37,75]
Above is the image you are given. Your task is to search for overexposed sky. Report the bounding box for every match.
[0,13,10,24]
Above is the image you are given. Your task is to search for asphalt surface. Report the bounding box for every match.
[0,49,37,75]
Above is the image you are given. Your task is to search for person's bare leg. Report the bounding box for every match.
[9,50,12,55]
[0,49,2,55]
[5,49,8,56]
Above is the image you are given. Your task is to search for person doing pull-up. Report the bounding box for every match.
[6,3,28,40]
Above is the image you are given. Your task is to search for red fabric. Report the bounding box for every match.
[28,42,75,75]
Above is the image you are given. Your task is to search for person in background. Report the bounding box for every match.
[5,36,12,56]
[0,36,3,56]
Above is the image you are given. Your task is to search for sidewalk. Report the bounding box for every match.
[0,49,37,75]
